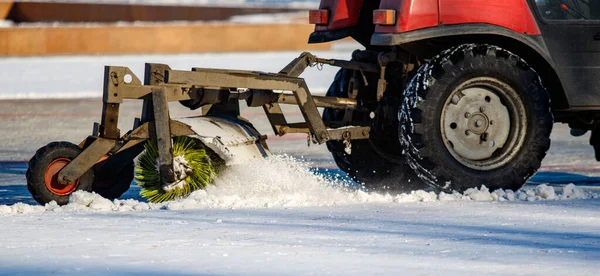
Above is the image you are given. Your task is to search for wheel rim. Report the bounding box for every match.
[44,158,79,196]
[440,77,527,170]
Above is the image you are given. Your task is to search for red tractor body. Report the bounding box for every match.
[313,0,364,31]
[308,0,600,192]
[313,0,540,35]
[432,0,540,35]
[311,0,600,111]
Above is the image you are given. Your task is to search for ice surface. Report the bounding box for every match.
[1,156,598,215]
[1,178,600,275]
[1,159,600,275]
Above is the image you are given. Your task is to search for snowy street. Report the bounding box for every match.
[2,198,600,275]
[1,51,600,275]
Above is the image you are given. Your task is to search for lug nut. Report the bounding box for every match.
[465,130,470,136]
[451,95,460,104]
[464,112,471,118]
[480,107,485,112]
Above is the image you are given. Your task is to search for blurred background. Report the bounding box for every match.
[0,0,358,162]
[0,0,355,203]
[0,0,328,58]
[0,0,358,98]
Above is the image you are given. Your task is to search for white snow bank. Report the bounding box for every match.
[0,20,13,28]
[0,51,345,99]
[228,12,307,23]
[1,156,599,215]
[11,0,319,8]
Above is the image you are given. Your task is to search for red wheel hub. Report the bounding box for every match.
[44,158,79,196]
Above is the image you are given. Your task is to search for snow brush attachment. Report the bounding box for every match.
[135,136,221,203]
[135,116,270,203]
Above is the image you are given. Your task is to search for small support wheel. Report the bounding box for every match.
[26,142,94,205]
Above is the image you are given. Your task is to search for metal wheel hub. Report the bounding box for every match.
[44,158,79,196]
[442,86,511,162]
[467,113,489,134]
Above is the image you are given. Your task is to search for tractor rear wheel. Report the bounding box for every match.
[399,44,553,192]
[26,142,94,205]
[323,69,427,192]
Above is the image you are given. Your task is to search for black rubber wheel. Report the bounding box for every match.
[323,69,427,192]
[399,44,553,192]
[92,161,134,200]
[323,69,353,173]
[26,142,94,205]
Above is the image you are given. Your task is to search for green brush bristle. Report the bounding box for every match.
[135,136,217,203]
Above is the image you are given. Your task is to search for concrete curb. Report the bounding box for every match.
[0,23,330,56]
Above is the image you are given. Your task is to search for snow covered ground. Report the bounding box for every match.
[1,158,600,275]
[1,51,600,275]
[0,50,353,99]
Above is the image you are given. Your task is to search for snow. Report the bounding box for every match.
[1,156,600,274]
[536,184,557,200]
[229,11,307,23]
[2,147,600,275]
[0,12,308,29]
[0,20,13,28]
[0,51,352,99]
[1,156,598,215]
[1,184,600,275]
[2,132,600,275]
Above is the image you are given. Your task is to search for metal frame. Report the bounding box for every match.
[57,52,374,187]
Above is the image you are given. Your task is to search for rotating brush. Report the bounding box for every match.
[134,136,220,203]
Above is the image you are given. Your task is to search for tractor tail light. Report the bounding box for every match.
[309,10,329,25]
[373,9,396,25]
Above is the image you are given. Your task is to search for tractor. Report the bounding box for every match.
[25,0,600,205]
[311,0,600,191]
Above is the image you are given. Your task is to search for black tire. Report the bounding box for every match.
[323,69,353,173]
[323,69,427,192]
[26,142,94,205]
[399,44,553,192]
[92,161,134,200]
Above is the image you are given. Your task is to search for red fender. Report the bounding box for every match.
[374,0,541,35]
